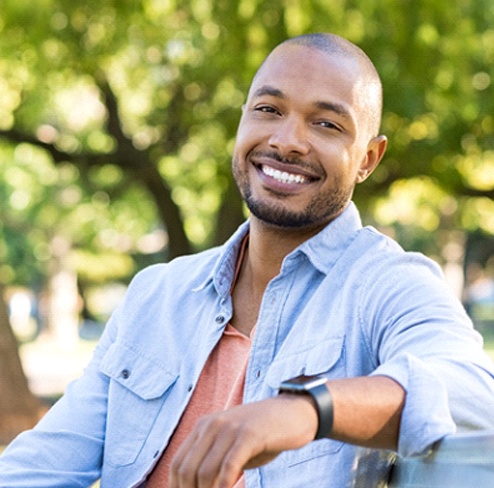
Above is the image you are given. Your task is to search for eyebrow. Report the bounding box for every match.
[253,85,286,99]
[252,85,351,119]
[316,101,351,119]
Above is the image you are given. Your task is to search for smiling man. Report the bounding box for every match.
[233,37,384,233]
[2,33,494,488]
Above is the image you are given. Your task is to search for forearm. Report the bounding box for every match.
[169,375,405,487]
[279,374,405,450]
[317,375,405,450]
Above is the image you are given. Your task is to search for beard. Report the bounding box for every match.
[232,156,354,229]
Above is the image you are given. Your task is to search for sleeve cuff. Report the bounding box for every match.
[371,353,456,457]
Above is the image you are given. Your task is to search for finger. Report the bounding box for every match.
[171,416,234,488]
[214,430,271,488]
[170,426,212,488]
[173,415,253,488]
[196,429,241,488]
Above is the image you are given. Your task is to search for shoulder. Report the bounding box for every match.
[105,246,224,342]
[350,227,468,322]
[353,226,443,279]
[128,221,250,297]
[347,226,459,312]
[127,246,221,297]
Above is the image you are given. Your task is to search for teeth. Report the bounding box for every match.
[262,165,307,184]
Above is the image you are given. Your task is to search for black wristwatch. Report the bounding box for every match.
[278,374,333,440]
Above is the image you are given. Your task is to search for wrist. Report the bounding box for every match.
[278,374,334,440]
[277,392,319,442]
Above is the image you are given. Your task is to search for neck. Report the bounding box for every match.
[229,218,324,336]
[243,217,323,291]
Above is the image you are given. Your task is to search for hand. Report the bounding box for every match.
[169,393,318,488]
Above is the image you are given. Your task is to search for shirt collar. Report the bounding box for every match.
[283,202,363,275]
[205,221,251,298]
[198,202,362,296]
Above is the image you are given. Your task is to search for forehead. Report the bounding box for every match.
[249,44,365,112]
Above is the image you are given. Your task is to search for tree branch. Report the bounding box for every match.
[0,128,112,168]
[95,76,192,257]
[1,78,193,258]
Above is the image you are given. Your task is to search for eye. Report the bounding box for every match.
[254,105,279,115]
[316,120,342,131]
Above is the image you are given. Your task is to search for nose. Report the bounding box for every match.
[268,116,310,156]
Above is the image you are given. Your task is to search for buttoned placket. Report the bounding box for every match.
[243,258,298,404]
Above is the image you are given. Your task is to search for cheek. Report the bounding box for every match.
[318,144,349,171]
[236,117,267,147]
[232,129,249,159]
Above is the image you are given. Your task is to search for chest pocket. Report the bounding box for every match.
[265,335,346,467]
[100,341,179,467]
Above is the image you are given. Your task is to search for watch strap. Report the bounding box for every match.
[278,375,334,440]
[310,382,334,440]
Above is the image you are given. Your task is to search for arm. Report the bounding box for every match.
[169,254,494,487]
[325,375,404,450]
[362,254,494,455]
[169,375,405,488]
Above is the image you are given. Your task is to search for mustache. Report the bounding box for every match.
[251,150,304,166]
[250,150,323,176]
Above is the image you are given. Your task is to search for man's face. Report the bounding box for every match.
[232,43,380,232]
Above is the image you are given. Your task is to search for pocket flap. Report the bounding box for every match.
[265,336,345,389]
[100,342,178,400]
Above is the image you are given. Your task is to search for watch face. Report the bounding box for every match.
[280,374,327,391]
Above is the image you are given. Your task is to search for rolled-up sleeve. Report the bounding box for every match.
[372,354,456,456]
[362,252,494,457]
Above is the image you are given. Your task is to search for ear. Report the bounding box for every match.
[356,135,387,184]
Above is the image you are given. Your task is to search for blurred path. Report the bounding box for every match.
[19,335,97,401]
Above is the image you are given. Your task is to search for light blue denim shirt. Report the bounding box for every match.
[2,203,494,488]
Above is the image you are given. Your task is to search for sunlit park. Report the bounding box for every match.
[1,0,494,451]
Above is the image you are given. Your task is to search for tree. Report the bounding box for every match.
[0,140,147,441]
[0,283,46,444]
[2,0,494,255]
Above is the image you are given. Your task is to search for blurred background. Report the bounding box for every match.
[1,0,494,444]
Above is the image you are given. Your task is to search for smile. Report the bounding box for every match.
[261,165,309,184]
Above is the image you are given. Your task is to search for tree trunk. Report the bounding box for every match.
[0,284,46,444]
[137,160,192,259]
[213,176,246,247]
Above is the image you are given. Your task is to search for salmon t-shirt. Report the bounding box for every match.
[146,324,252,487]
[147,236,251,487]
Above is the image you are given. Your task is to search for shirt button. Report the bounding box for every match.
[215,315,225,324]
[121,369,131,379]
[188,384,194,392]
[255,370,261,379]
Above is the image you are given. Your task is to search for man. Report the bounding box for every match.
[1,33,494,488]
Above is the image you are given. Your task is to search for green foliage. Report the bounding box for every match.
[1,0,494,291]
[0,140,157,287]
